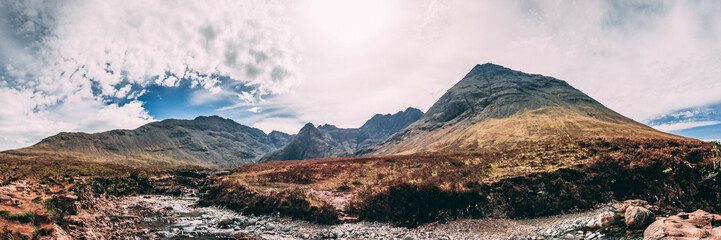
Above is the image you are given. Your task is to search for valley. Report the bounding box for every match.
[1,64,720,239]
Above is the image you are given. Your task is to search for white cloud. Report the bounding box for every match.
[0,0,301,150]
[255,0,721,134]
[0,87,151,150]
[651,121,721,132]
[251,117,305,135]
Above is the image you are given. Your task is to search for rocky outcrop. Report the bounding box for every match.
[261,108,422,161]
[362,63,685,155]
[25,115,278,168]
[644,210,721,240]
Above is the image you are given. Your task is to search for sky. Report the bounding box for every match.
[1,0,720,150]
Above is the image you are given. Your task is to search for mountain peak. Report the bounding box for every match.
[463,63,511,79]
[194,115,223,120]
[301,123,316,130]
[362,65,681,155]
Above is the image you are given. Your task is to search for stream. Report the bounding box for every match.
[102,194,634,240]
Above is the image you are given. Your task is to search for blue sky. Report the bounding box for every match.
[1,0,721,150]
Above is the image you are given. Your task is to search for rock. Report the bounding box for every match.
[219,218,233,226]
[625,205,655,229]
[403,236,415,240]
[281,226,291,232]
[246,219,258,226]
[644,210,721,240]
[587,211,615,228]
[332,230,344,238]
[264,222,275,231]
[0,194,13,204]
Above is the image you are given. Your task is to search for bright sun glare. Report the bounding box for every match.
[309,0,391,45]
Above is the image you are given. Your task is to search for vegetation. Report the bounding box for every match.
[0,210,34,223]
[199,180,339,224]
[214,138,718,227]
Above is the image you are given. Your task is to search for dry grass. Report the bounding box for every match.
[370,106,685,155]
[214,138,718,227]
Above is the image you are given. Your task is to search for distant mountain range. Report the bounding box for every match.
[260,107,423,161]
[4,63,687,168]
[13,109,420,168]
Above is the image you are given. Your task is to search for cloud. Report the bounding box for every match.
[252,0,721,135]
[651,121,721,132]
[0,0,301,150]
[0,87,151,150]
[251,117,306,135]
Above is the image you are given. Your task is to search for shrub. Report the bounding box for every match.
[199,181,339,224]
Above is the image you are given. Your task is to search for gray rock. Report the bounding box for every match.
[265,222,275,231]
[218,218,233,226]
[245,219,258,226]
[332,230,344,238]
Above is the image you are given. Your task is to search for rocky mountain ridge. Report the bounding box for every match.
[260,107,423,161]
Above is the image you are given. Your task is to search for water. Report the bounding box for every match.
[123,195,246,239]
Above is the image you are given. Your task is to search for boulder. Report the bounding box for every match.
[587,211,615,228]
[644,210,721,240]
[625,205,655,229]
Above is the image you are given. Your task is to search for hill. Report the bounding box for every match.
[15,116,280,168]
[361,63,684,156]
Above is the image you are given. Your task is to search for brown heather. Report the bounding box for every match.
[206,138,720,227]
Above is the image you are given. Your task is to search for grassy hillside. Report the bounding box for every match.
[372,106,684,155]
[17,116,279,169]
[204,138,720,227]
[0,144,206,183]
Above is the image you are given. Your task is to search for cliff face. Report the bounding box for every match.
[30,116,278,168]
[361,63,684,156]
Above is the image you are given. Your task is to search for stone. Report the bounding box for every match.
[644,210,721,240]
[332,230,344,238]
[218,218,233,226]
[625,205,655,229]
[246,219,258,226]
[403,236,415,240]
[587,211,615,228]
[264,222,275,231]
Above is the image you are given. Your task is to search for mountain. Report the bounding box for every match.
[260,107,423,161]
[22,116,278,168]
[268,131,296,148]
[361,63,683,155]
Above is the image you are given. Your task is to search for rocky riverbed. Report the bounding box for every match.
[75,194,635,240]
